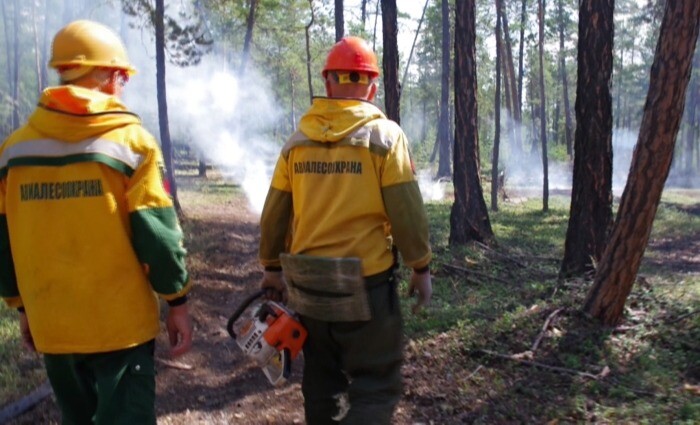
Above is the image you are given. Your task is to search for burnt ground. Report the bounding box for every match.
[4,188,700,425]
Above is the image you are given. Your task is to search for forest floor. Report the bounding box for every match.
[2,176,699,424]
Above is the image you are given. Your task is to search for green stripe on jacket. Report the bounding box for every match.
[0,153,135,178]
[130,207,189,296]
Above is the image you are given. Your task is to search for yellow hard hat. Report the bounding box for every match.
[49,20,136,75]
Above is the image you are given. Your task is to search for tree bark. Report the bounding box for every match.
[155,0,181,212]
[560,0,614,278]
[500,0,522,153]
[557,0,573,157]
[614,46,624,129]
[584,0,700,326]
[2,0,13,123]
[381,0,400,123]
[335,0,344,41]
[361,0,368,29]
[436,0,451,178]
[31,0,43,97]
[683,52,700,173]
[492,0,503,212]
[450,0,495,246]
[517,0,527,127]
[305,0,315,104]
[537,0,548,212]
[41,0,49,90]
[240,0,258,76]
[372,0,380,50]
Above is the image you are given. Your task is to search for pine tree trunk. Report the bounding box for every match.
[517,0,527,129]
[559,0,614,278]
[335,0,344,41]
[361,0,368,29]
[537,0,548,212]
[558,0,573,157]
[240,0,258,76]
[615,47,624,129]
[492,0,503,212]
[584,0,700,326]
[305,0,315,104]
[683,74,697,173]
[1,0,13,124]
[500,0,521,153]
[450,0,495,246]
[381,0,400,123]
[436,0,451,178]
[155,0,181,212]
[31,0,43,97]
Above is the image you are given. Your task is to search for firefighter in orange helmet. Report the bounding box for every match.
[259,36,432,424]
[0,20,192,424]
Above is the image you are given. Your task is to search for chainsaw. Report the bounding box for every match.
[227,289,307,386]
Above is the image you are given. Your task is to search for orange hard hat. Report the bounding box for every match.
[322,36,379,78]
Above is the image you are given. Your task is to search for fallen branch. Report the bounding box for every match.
[0,381,53,423]
[441,263,511,285]
[478,349,601,380]
[664,309,700,325]
[475,241,527,268]
[531,308,564,353]
[466,365,484,381]
[608,377,659,397]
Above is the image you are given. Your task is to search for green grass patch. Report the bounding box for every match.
[399,192,700,423]
[0,304,45,406]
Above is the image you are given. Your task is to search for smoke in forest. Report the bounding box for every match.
[120,22,282,215]
[494,110,653,196]
[417,169,446,201]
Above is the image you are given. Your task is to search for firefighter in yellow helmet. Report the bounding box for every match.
[259,36,432,424]
[0,20,192,424]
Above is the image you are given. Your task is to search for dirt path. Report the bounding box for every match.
[7,192,699,424]
[7,192,424,424]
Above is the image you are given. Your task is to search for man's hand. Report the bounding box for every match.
[166,304,193,357]
[19,311,35,352]
[408,269,432,314]
[260,270,288,303]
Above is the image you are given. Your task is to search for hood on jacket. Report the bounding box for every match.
[298,97,386,143]
[28,85,141,142]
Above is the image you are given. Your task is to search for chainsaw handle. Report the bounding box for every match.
[226,289,266,339]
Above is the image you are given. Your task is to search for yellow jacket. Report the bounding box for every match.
[0,85,190,354]
[259,97,431,277]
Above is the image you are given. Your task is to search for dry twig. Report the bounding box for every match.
[466,365,484,381]
[475,241,527,268]
[478,349,601,380]
[531,308,564,353]
[0,381,53,423]
[441,263,511,285]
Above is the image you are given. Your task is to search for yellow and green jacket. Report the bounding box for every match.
[259,97,431,277]
[0,85,190,354]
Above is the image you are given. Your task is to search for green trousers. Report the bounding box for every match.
[43,340,156,425]
[300,274,404,425]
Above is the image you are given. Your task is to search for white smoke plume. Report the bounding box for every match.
[120,21,282,215]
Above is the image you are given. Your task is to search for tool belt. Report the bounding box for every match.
[280,253,371,322]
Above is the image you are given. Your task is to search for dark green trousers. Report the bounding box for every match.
[300,276,404,425]
[43,340,156,425]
